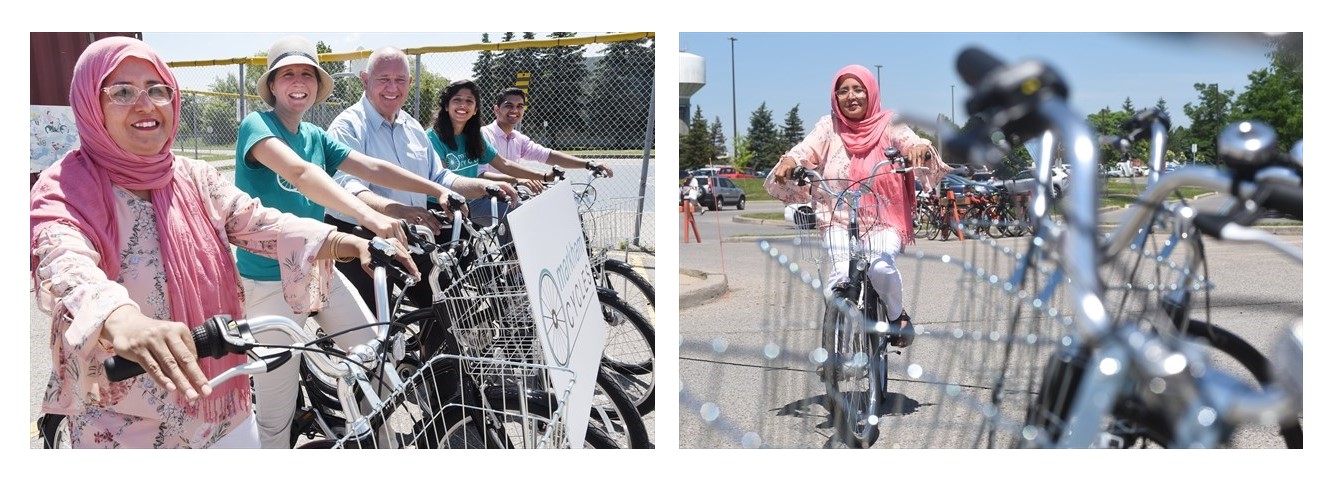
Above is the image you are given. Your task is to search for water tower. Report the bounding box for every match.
[679,51,706,135]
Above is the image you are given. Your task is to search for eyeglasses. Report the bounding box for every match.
[102,84,175,106]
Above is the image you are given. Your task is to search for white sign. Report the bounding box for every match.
[506,182,606,448]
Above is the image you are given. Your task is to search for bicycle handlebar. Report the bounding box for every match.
[104,314,373,385]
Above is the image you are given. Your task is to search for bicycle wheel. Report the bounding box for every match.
[996,202,1028,237]
[925,208,944,241]
[961,201,989,238]
[597,291,656,416]
[820,288,886,448]
[914,204,937,240]
[599,258,655,315]
[37,413,70,449]
[589,365,652,448]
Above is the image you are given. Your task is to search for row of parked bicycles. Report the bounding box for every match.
[724,45,1301,449]
[39,165,657,449]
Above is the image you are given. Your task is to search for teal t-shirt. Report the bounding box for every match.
[427,130,496,178]
[234,110,353,281]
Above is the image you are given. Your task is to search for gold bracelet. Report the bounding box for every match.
[332,233,358,263]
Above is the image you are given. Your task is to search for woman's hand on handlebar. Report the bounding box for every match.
[347,235,420,281]
[384,203,445,235]
[905,145,932,166]
[359,211,410,247]
[100,305,211,400]
[771,155,804,185]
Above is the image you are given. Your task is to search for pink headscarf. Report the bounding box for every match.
[30,37,248,421]
[833,65,916,243]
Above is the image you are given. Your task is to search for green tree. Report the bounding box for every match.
[1183,82,1235,164]
[745,102,781,172]
[778,104,804,160]
[733,135,754,171]
[709,117,726,160]
[1154,98,1170,120]
[1232,32,1303,151]
[680,105,713,170]
[1120,97,1136,116]
[411,65,449,128]
[471,33,500,121]
[1087,106,1133,166]
[588,35,654,150]
[532,32,589,150]
[488,32,539,127]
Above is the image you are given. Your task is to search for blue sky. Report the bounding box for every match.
[141,32,616,90]
[679,32,1279,153]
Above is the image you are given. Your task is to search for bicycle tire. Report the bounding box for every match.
[588,365,652,448]
[925,208,944,241]
[914,204,937,240]
[597,291,656,416]
[1175,319,1302,448]
[1026,318,1303,449]
[600,258,656,313]
[997,202,1028,237]
[962,201,990,238]
[821,290,886,448]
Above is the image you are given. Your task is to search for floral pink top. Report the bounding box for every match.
[33,156,337,448]
[765,115,951,236]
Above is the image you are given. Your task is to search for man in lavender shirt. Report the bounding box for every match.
[479,87,615,180]
[325,46,515,312]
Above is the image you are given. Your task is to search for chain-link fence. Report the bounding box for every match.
[168,32,656,253]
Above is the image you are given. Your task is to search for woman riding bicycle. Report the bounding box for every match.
[766,64,953,348]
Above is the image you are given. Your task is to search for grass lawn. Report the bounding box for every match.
[744,212,785,221]
[733,178,775,202]
[1099,177,1210,209]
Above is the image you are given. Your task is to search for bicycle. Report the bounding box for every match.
[391,198,653,448]
[527,163,657,416]
[682,46,1300,450]
[947,46,1303,448]
[785,146,929,448]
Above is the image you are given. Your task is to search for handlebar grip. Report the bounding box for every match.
[791,166,808,186]
[1192,213,1229,239]
[551,165,567,180]
[956,47,1005,87]
[484,184,510,203]
[368,238,414,284]
[104,320,221,382]
[1262,183,1302,220]
[445,193,466,210]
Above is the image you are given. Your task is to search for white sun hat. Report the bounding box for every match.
[256,35,334,107]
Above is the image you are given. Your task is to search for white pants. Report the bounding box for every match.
[243,271,376,449]
[209,414,259,449]
[822,227,905,321]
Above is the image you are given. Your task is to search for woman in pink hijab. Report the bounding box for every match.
[766,65,954,348]
[30,37,410,448]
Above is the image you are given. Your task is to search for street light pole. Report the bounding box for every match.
[874,64,882,93]
[729,36,738,162]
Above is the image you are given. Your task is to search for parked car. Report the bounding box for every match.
[785,203,816,229]
[997,165,1068,199]
[693,175,747,210]
[939,173,995,197]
